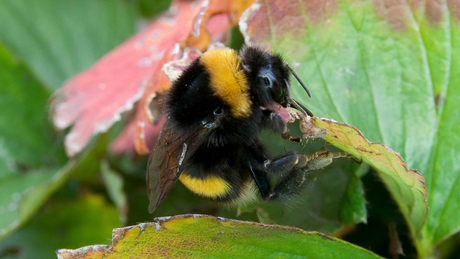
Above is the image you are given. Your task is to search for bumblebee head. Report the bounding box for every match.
[239,46,291,108]
[238,46,312,117]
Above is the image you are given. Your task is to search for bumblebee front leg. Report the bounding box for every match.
[249,147,350,201]
[265,111,300,142]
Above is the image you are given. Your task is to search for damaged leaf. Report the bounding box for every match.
[56,214,383,259]
[51,0,254,157]
[300,115,427,236]
[240,0,460,254]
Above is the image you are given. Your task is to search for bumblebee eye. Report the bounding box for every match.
[257,75,273,89]
[258,74,284,97]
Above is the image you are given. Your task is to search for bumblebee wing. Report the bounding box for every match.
[147,119,212,213]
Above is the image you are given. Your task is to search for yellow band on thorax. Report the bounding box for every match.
[200,49,252,118]
[179,173,231,198]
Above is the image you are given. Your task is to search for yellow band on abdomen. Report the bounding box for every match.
[179,173,231,198]
[199,48,252,118]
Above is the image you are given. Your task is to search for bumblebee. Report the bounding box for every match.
[147,46,343,213]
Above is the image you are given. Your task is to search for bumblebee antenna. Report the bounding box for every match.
[291,99,314,117]
[285,63,311,98]
[285,79,314,117]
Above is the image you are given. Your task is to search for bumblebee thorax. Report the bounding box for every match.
[199,49,252,119]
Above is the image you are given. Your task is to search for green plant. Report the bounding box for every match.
[0,0,459,258]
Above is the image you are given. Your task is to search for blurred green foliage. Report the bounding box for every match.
[0,0,459,258]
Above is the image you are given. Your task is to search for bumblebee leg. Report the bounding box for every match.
[246,143,350,201]
[248,154,305,200]
[264,151,307,177]
[302,147,350,171]
[268,168,307,200]
[265,147,351,201]
[266,111,288,136]
[265,111,301,142]
[247,163,271,198]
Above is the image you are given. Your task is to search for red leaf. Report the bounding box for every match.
[240,0,338,46]
[51,0,254,157]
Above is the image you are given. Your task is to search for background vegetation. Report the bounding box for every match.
[0,0,459,258]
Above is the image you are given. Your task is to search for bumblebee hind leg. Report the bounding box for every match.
[248,147,350,201]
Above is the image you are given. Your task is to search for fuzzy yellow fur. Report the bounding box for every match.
[200,49,252,118]
[179,173,231,198]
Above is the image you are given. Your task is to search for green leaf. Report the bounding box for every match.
[0,164,72,239]
[100,160,128,225]
[339,165,367,225]
[0,44,61,174]
[424,9,460,246]
[56,214,384,259]
[241,0,460,252]
[0,43,72,239]
[0,194,119,259]
[310,117,427,236]
[0,0,137,90]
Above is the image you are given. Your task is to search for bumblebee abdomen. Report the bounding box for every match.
[179,173,231,199]
[179,144,256,202]
[178,170,255,203]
